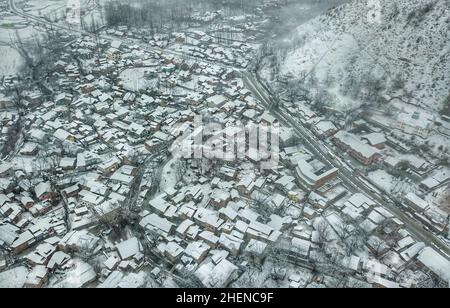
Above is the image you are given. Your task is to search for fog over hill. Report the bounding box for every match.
[261,0,450,113]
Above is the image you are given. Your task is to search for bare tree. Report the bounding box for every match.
[316,220,331,248]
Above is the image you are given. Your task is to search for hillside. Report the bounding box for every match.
[262,0,450,113]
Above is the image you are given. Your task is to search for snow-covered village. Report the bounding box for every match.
[0,0,449,290]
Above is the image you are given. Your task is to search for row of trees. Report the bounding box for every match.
[103,0,263,30]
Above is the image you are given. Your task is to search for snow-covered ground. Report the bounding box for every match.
[159,157,179,192]
[0,13,35,77]
[0,266,29,288]
[264,0,449,113]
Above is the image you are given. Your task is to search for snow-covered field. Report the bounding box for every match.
[0,44,25,77]
[265,0,450,112]
[0,13,35,77]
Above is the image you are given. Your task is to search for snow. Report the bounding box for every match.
[270,0,450,112]
[417,247,450,283]
[119,68,159,92]
[195,258,238,288]
[115,237,142,260]
[52,259,96,288]
[367,169,396,193]
[0,266,29,288]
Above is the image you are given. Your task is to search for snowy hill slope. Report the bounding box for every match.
[267,0,450,112]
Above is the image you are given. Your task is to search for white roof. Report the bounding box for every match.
[140,213,174,234]
[53,129,72,142]
[115,237,142,260]
[195,258,238,288]
[334,131,379,159]
[245,239,268,255]
[184,241,210,260]
[35,182,52,198]
[405,192,429,210]
[362,132,387,145]
[315,120,337,133]
[417,247,450,282]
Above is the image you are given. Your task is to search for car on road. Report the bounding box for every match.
[422,225,430,231]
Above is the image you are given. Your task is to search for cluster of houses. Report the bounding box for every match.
[0,6,449,288]
[103,14,259,70]
[280,99,450,239]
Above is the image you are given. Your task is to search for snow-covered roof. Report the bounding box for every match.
[362,132,387,146]
[115,237,142,260]
[195,258,238,288]
[417,247,450,283]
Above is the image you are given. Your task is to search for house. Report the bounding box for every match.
[210,189,231,208]
[417,247,450,283]
[184,241,210,263]
[0,223,19,249]
[54,129,76,143]
[60,157,76,170]
[295,159,339,189]
[110,165,136,186]
[47,251,71,271]
[29,201,52,217]
[195,258,239,288]
[218,165,237,180]
[244,239,268,264]
[333,131,381,165]
[23,91,43,105]
[0,94,14,108]
[139,213,175,236]
[94,200,121,222]
[58,230,100,253]
[54,93,73,105]
[394,110,434,138]
[237,176,255,196]
[103,255,120,272]
[419,170,450,191]
[193,208,224,232]
[270,194,286,210]
[206,95,227,108]
[25,243,57,266]
[218,206,239,222]
[11,230,35,254]
[199,231,220,248]
[54,260,96,288]
[162,241,184,262]
[362,133,387,149]
[290,238,311,258]
[404,192,430,213]
[24,265,49,288]
[0,163,13,177]
[219,233,244,256]
[98,157,121,175]
[115,237,143,261]
[20,143,39,156]
[260,111,277,125]
[176,219,195,238]
[34,182,54,202]
[313,121,338,138]
[309,192,329,209]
